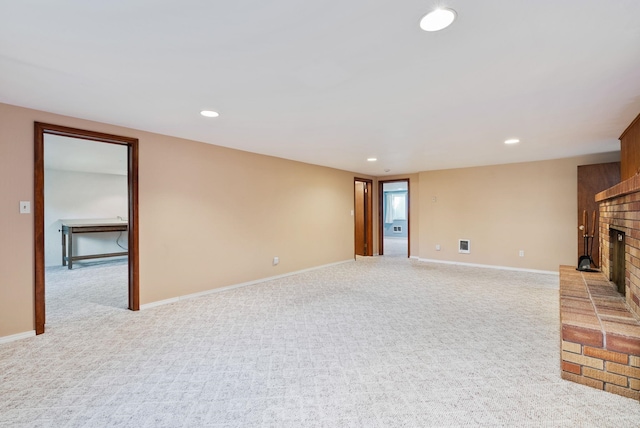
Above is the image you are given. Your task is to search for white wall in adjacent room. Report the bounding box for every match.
[44,169,128,267]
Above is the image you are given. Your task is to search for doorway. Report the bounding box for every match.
[354,178,373,256]
[379,179,409,257]
[34,123,139,335]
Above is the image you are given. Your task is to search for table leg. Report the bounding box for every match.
[62,229,66,266]
[68,229,73,270]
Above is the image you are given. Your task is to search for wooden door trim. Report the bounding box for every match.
[354,178,373,256]
[378,179,410,258]
[34,122,139,335]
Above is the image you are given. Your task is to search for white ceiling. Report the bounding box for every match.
[2,1,639,176]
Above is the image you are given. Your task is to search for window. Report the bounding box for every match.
[392,194,406,220]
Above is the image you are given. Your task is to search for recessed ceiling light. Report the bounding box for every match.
[504,138,520,145]
[420,8,457,32]
[367,158,377,162]
[200,110,219,118]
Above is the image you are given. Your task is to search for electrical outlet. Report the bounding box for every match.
[435,244,441,251]
[19,201,30,214]
[273,256,279,265]
[519,250,525,257]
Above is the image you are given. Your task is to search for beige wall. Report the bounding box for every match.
[140,136,356,304]
[0,105,34,337]
[417,153,620,272]
[0,102,356,338]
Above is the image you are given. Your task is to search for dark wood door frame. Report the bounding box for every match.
[378,179,410,257]
[34,122,139,335]
[354,178,373,256]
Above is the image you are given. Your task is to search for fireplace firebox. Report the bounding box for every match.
[609,228,626,296]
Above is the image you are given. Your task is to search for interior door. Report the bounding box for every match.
[355,181,366,255]
[354,179,373,256]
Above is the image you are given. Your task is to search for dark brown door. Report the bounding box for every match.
[354,179,372,256]
[577,162,620,268]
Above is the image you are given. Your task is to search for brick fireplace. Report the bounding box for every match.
[559,175,640,402]
[597,175,640,317]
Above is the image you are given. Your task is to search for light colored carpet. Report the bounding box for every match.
[382,237,408,257]
[1,257,639,427]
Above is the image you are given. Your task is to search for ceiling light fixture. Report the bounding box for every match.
[504,138,520,145]
[367,158,377,162]
[420,8,457,32]
[200,110,219,118]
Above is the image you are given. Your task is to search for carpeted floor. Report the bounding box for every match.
[1,257,639,427]
[382,237,408,257]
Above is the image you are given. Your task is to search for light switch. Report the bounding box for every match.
[20,201,31,214]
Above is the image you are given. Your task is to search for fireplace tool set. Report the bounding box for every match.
[577,210,598,272]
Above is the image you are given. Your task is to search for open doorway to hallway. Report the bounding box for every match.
[379,179,409,257]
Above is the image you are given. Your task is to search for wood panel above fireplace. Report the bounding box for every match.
[620,112,640,181]
[578,162,620,267]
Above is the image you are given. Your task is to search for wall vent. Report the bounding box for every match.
[458,239,470,253]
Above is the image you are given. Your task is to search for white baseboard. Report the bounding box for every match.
[416,258,559,276]
[0,330,35,344]
[141,297,180,309]
[141,259,355,310]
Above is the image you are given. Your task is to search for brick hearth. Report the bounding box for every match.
[559,266,640,401]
